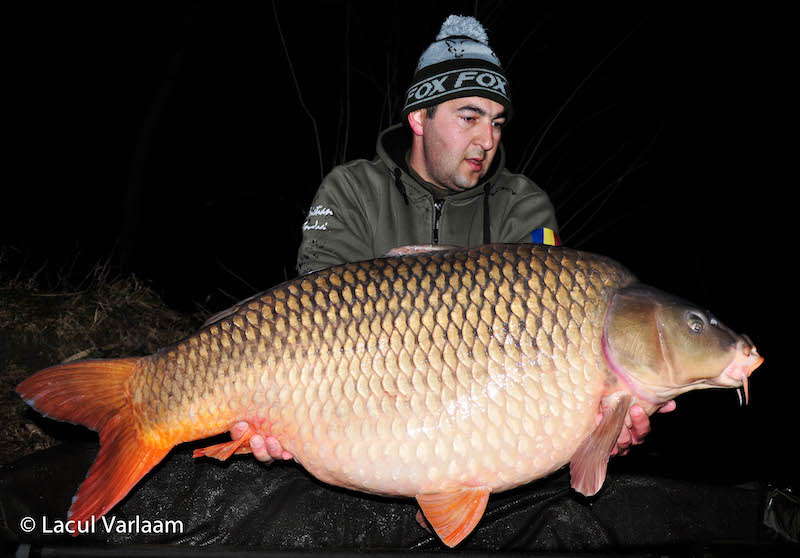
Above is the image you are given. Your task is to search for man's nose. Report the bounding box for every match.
[474,122,495,151]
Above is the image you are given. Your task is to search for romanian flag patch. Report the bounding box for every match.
[531,227,561,246]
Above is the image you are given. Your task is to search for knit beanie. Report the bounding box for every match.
[402,15,512,122]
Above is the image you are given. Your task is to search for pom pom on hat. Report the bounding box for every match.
[436,15,489,44]
[402,14,512,122]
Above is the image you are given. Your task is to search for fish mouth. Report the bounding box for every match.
[719,335,764,405]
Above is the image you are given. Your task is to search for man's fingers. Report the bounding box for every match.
[415,509,433,534]
[249,434,273,463]
[230,421,249,440]
[613,401,676,458]
[229,423,293,462]
[265,436,285,460]
[658,400,677,413]
[617,426,632,447]
[628,405,651,444]
[613,425,632,456]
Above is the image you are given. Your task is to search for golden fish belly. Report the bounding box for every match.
[130,245,633,496]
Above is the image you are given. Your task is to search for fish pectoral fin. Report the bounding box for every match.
[415,487,490,547]
[569,393,631,496]
[192,424,257,461]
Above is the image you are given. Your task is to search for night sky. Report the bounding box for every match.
[4,3,793,486]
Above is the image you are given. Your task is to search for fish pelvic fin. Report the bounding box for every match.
[17,358,172,530]
[416,486,490,547]
[192,423,257,461]
[569,393,631,496]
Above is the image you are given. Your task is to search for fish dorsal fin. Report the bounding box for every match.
[202,292,263,328]
[416,486,490,547]
[383,244,460,257]
[569,393,631,496]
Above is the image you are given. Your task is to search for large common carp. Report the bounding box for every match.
[17,244,763,547]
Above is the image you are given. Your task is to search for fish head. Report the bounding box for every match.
[603,284,764,407]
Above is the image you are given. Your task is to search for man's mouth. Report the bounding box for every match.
[466,158,483,171]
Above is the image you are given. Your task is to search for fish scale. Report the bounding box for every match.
[127,245,631,496]
[19,243,762,547]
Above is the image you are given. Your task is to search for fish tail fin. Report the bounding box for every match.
[17,358,172,527]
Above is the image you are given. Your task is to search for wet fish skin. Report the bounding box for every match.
[134,244,631,493]
[17,244,762,546]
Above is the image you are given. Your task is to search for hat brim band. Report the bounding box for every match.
[403,66,511,113]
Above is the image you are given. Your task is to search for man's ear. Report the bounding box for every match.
[407,109,425,136]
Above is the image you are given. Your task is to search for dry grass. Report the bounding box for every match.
[0,262,200,465]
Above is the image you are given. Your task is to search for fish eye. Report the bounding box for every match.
[687,311,705,333]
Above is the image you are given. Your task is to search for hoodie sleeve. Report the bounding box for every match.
[296,166,373,275]
[494,175,560,243]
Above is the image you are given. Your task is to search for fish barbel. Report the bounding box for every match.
[17,244,763,546]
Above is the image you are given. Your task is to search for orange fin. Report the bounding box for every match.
[17,358,141,430]
[570,393,631,496]
[69,414,170,527]
[17,358,172,530]
[193,424,256,461]
[416,487,490,547]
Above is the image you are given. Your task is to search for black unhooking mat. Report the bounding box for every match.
[2,440,790,557]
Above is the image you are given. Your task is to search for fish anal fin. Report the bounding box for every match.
[192,423,257,461]
[416,486,490,547]
[570,393,631,496]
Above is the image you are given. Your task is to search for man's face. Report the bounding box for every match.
[416,96,506,192]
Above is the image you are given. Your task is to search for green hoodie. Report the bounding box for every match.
[296,124,558,275]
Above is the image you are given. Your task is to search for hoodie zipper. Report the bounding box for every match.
[432,200,444,244]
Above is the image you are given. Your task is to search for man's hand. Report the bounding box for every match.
[230,421,293,462]
[612,401,676,457]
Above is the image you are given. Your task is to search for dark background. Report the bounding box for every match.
[3,3,793,488]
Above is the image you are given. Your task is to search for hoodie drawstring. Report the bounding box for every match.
[393,168,409,206]
[483,182,491,244]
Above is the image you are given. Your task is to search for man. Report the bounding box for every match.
[295,15,558,276]
[237,14,673,471]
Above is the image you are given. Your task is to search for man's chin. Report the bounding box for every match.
[455,177,481,191]
[448,174,481,191]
